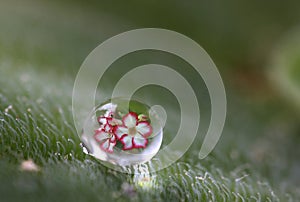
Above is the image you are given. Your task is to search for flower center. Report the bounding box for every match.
[128,127,137,136]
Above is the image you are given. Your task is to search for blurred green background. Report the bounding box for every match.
[0,0,299,201]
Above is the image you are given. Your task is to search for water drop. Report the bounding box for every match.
[81,98,163,167]
[4,105,13,113]
[80,142,90,154]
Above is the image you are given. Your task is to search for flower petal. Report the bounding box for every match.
[94,130,110,142]
[132,133,148,148]
[108,118,122,126]
[107,142,116,153]
[119,135,134,150]
[122,112,138,128]
[100,139,109,150]
[136,121,152,137]
[110,134,116,143]
[98,116,110,125]
[100,139,115,153]
[114,125,128,139]
[103,124,112,132]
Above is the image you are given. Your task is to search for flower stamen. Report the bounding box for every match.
[128,127,137,136]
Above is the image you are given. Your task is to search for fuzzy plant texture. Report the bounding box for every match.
[0,1,300,202]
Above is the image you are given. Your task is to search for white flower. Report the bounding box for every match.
[114,112,152,150]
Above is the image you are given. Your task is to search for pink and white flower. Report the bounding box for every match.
[98,114,122,127]
[113,112,152,150]
[94,115,118,153]
[94,127,116,153]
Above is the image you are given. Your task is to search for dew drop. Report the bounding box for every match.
[4,105,13,113]
[79,142,90,154]
[81,98,163,167]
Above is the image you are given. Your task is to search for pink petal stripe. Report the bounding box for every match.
[94,130,110,142]
[110,134,116,143]
[136,121,152,137]
[100,139,115,153]
[132,133,148,148]
[103,124,112,132]
[107,141,116,153]
[119,135,134,150]
[122,112,138,128]
[113,125,128,139]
